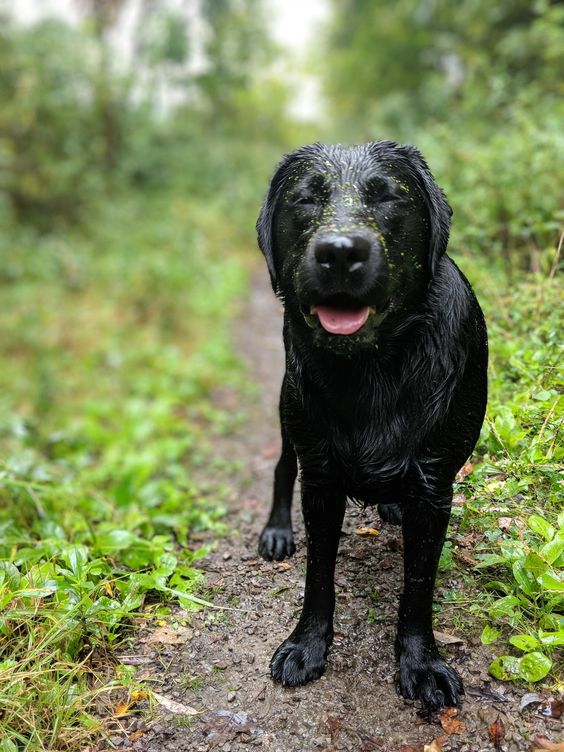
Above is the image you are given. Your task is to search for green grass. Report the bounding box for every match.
[444,253,563,688]
[0,188,251,749]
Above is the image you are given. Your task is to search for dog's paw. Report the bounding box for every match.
[258,526,296,561]
[397,636,464,709]
[378,503,402,525]
[270,632,329,686]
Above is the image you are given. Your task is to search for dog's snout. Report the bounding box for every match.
[313,235,372,274]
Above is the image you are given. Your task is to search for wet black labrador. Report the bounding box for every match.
[256,141,487,709]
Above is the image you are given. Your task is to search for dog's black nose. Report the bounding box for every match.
[313,235,371,274]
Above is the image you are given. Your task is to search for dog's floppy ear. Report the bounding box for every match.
[400,145,453,276]
[257,145,318,292]
[256,152,296,292]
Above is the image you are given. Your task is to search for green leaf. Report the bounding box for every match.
[512,559,539,595]
[528,514,555,541]
[537,571,564,592]
[518,652,552,682]
[481,624,502,644]
[508,633,539,652]
[488,655,521,681]
[540,538,564,565]
[489,595,519,618]
[538,630,564,647]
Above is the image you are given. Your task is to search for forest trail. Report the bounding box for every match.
[123,273,558,752]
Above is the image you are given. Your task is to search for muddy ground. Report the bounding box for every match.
[101,275,561,752]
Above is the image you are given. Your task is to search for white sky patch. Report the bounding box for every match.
[267,0,329,120]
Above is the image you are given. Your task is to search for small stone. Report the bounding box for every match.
[223,552,232,561]
[247,654,255,664]
[228,691,236,702]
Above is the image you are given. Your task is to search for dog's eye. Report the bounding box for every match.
[290,193,317,207]
[364,178,400,205]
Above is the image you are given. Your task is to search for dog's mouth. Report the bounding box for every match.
[302,295,389,335]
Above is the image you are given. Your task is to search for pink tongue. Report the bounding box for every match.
[314,305,370,335]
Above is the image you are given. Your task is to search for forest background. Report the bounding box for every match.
[0,1,562,749]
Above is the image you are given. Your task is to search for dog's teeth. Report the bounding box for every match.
[310,305,316,314]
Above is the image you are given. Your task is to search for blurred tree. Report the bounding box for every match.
[197,0,273,128]
[0,17,103,227]
[322,0,564,270]
[77,0,128,170]
[325,0,564,128]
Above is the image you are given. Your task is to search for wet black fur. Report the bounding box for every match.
[256,141,488,709]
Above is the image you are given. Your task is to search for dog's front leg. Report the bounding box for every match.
[270,487,346,686]
[396,495,464,709]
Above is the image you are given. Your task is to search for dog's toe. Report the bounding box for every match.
[258,526,296,561]
[270,634,328,686]
[398,640,464,709]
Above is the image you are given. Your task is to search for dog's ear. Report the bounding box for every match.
[257,145,319,292]
[256,152,296,292]
[400,145,453,276]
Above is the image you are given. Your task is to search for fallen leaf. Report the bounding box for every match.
[424,738,446,752]
[498,517,513,532]
[433,630,465,646]
[277,561,291,569]
[455,549,478,566]
[113,691,148,718]
[399,745,423,752]
[541,698,564,719]
[437,707,466,734]
[488,714,506,751]
[114,701,130,718]
[324,714,342,742]
[355,527,379,537]
[452,493,466,506]
[530,736,564,751]
[128,728,148,742]
[152,692,199,716]
[456,462,473,481]
[146,626,192,645]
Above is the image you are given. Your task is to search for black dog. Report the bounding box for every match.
[256,141,487,710]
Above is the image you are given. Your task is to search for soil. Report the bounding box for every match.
[103,274,561,752]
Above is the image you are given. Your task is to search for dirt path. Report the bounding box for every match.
[121,274,559,752]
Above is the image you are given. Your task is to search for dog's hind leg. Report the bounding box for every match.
[258,376,298,560]
[258,433,297,560]
[378,503,402,525]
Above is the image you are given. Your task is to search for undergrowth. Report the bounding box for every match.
[445,252,563,689]
[0,189,249,749]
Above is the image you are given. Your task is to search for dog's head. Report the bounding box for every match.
[257,141,452,353]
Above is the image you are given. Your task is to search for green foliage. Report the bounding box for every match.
[0,18,105,228]
[323,0,564,271]
[0,176,252,747]
[451,270,562,685]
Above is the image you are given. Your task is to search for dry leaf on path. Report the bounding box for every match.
[488,715,506,751]
[498,517,514,532]
[530,737,564,752]
[152,692,199,716]
[541,698,564,719]
[424,738,446,752]
[114,690,148,718]
[456,462,473,480]
[355,527,379,537]
[437,707,466,734]
[433,630,465,646]
[146,625,192,645]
